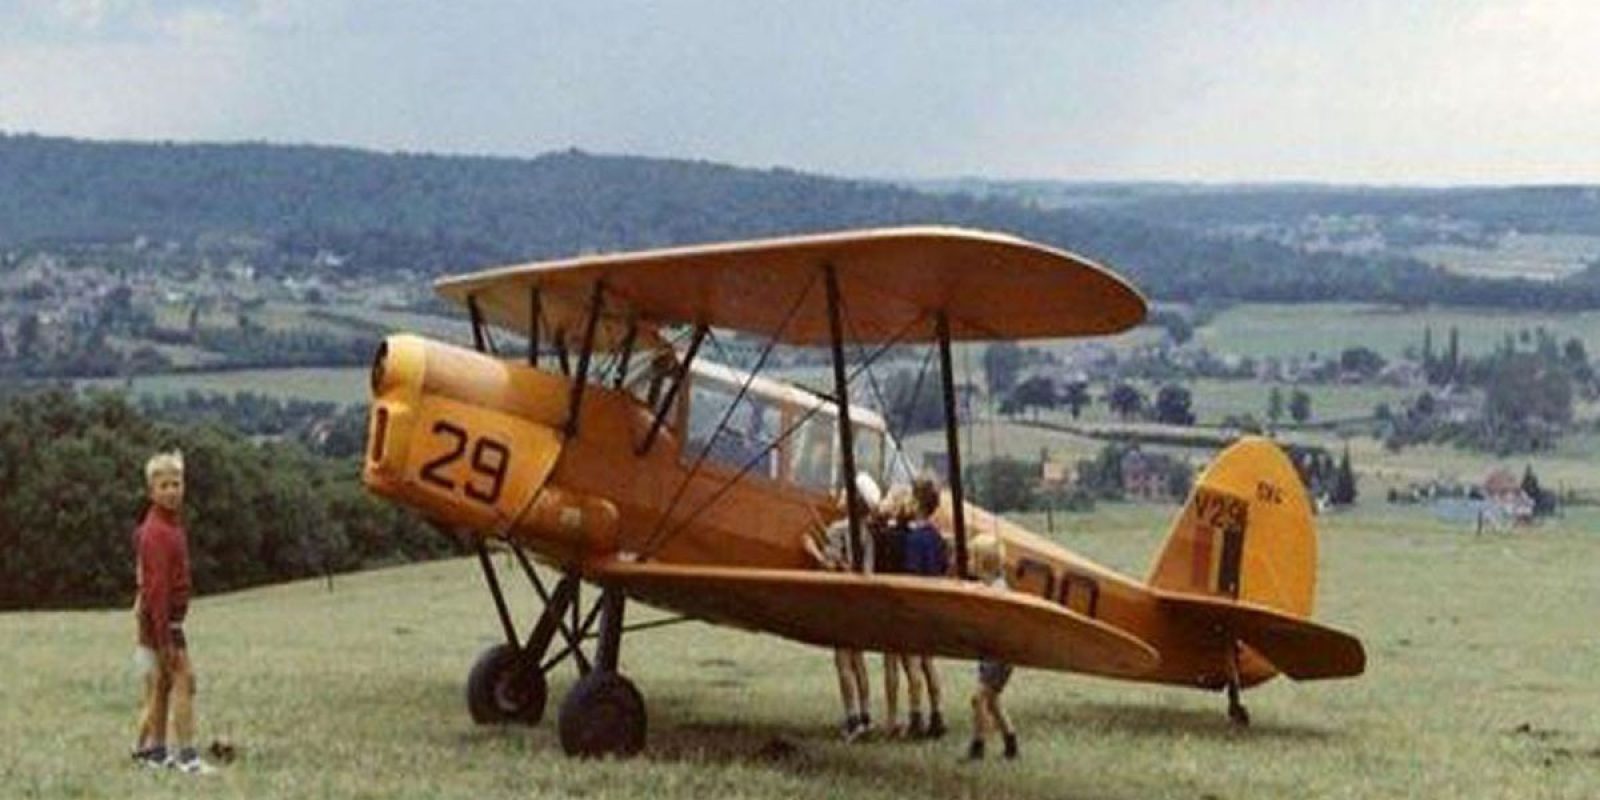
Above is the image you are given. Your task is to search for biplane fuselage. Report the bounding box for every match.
[364,333,1351,690]
[359,227,1364,756]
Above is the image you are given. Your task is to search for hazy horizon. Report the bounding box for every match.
[2,1,1596,186]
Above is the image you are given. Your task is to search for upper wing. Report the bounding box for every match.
[1155,589,1366,681]
[435,226,1146,347]
[591,560,1159,679]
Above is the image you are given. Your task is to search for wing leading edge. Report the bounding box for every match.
[436,226,1147,347]
[590,560,1159,679]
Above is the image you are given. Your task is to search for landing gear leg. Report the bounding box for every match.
[1225,641,1250,727]
[466,546,589,726]
[558,588,647,757]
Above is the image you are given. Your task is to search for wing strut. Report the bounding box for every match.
[527,285,540,367]
[467,294,498,355]
[936,311,970,580]
[824,263,865,572]
[564,281,605,438]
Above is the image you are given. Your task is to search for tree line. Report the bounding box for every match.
[0,390,456,609]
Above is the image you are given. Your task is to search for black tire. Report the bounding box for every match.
[557,671,647,758]
[466,644,547,725]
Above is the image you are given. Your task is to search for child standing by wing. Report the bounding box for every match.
[964,534,1019,761]
[804,474,882,741]
[902,477,948,739]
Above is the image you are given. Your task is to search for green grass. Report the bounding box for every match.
[1184,379,1408,424]
[6,503,1597,798]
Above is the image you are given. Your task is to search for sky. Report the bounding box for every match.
[0,0,1596,185]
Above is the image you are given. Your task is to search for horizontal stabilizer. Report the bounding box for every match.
[592,560,1159,679]
[1156,590,1365,681]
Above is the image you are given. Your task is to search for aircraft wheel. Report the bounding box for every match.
[466,644,547,725]
[558,671,647,757]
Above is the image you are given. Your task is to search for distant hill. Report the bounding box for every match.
[912,180,1600,234]
[3,132,1598,308]
[914,179,1600,284]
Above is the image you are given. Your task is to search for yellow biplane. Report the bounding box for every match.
[361,227,1365,757]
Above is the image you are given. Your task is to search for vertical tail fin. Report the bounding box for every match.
[1147,437,1317,618]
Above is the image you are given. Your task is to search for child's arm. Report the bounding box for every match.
[802,528,833,569]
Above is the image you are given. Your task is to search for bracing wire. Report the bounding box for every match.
[637,274,819,556]
[639,314,926,560]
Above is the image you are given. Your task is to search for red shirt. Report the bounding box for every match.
[135,506,191,649]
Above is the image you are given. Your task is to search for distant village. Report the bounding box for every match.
[1,236,1585,525]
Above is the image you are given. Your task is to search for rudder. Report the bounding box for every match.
[1147,436,1316,618]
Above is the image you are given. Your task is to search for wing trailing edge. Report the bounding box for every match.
[590,560,1159,679]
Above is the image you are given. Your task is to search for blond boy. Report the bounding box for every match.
[131,450,213,774]
[965,535,1018,760]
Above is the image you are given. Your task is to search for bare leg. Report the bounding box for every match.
[970,689,992,739]
[904,656,925,716]
[983,692,1013,736]
[169,650,197,751]
[920,656,942,714]
[848,650,870,724]
[833,649,860,720]
[136,655,171,751]
[882,653,901,733]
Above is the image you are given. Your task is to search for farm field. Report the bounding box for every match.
[4,503,1595,798]
[314,305,475,346]
[1198,303,1600,361]
[1414,234,1600,282]
[78,367,371,406]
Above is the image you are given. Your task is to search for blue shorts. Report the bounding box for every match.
[978,659,1012,691]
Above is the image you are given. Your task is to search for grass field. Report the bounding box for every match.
[5,503,1597,798]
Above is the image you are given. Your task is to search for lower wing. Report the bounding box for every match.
[590,560,1158,678]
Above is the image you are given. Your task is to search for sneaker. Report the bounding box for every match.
[131,746,167,769]
[963,739,985,762]
[169,750,217,775]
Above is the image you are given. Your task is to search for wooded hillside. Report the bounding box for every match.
[6,133,1594,308]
